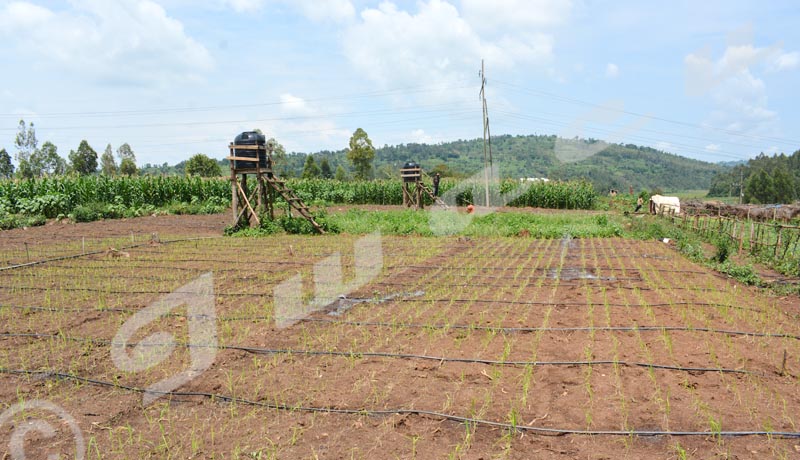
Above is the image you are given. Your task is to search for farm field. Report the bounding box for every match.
[2,209,800,459]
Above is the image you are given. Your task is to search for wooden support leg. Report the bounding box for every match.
[231,171,239,227]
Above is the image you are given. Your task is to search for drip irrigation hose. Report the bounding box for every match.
[0,296,788,319]
[0,367,797,438]
[0,236,219,273]
[0,332,760,375]
[2,306,798,341]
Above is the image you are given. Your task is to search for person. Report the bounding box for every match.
[432,173,441,197]
[634,196,643,213]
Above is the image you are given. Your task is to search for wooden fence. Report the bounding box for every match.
[663,211,800,261]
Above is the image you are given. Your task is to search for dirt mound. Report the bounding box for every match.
[684,199,800,222]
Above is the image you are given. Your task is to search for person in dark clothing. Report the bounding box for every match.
[433,173,441,196]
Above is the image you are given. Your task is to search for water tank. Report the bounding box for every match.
[402,161,420,182]
[233,131,268,169]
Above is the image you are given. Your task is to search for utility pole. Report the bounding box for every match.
[739,168,744,205]
[479,59,493,207]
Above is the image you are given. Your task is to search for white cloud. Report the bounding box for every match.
[223,0,354,22]
[223,0,265,12]
[410,129,434,144]
[605,63,619,78]
[707,69,778,137]
[772,52,799,72]
[342,0,555,89]
[705,143,720,152]
[280,93,313,115]
[0,0,213,86]
[684,32,790,141]
[655,141,672,151]
[292,0,354,23]
[460,0,572,32]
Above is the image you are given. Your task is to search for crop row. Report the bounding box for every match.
[0,176,597,219]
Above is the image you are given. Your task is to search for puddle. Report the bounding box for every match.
[326,290,425,316]
[548,234,616,281]
[547,267,617,281]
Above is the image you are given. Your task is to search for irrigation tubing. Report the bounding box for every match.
[0,236,220,273]
[0,298,790,318]
[0,332,760,375]
[2,303,799,342]
[292,318,800,340]
[0,367,797,438]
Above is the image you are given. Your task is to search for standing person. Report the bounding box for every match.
[634,196,643,213]
[433,173,441,197]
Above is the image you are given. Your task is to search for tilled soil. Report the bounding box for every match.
[1,211,800,459]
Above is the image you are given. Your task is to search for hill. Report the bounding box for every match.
[291,135,727,193]
[142,134,728,193]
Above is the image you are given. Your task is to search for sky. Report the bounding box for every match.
[0,0,798,169]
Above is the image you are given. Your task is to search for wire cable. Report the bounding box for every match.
[1,368,798,438]
[0,332,761,375]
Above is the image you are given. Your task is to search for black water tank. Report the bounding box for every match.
[402,161,420,182]
[233,131,267,169]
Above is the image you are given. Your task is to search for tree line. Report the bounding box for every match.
[707,150,800,204]
[0,120,138,179]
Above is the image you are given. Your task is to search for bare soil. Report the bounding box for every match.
[1,211,800,459]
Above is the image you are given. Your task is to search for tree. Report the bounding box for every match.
[68,140,98,175]
[334,165,349,181]
[773,168,795,204]
[14,119,37,179]
[100,144,118,175]
[745,168,774,204]
[302,155,321,179]
[346,128,375,180]
[30,141,67,176]
[319,158,332,179]
[0,148,13,179]
[120,158,138,176]
[117,143,136,163]
[267,138,287,175]
[185,153,222,177]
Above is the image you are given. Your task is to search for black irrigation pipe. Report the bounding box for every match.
[0,237,220,273]
[0,284,268,298]
[0,262,669,275]
[0,332,760,376]
[2,367,797,438]
[1,298,790,318]
[0,281,735,295]
[0,273,656,288]
[4,303,799,337]
[292,318,800,340]
[13,262,703,276]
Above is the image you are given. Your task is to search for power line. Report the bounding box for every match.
[493,80,800,148]
[0,81,477,119]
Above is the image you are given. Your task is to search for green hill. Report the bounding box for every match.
[143,134,728,193]
[284,134,727,193]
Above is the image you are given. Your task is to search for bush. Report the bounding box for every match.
[70,205,100,223]
[712,237,731,263]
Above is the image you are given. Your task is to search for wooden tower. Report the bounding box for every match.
[401,162,424,210]
[228,134,324,233]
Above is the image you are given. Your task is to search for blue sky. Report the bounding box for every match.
[0,0,798,168]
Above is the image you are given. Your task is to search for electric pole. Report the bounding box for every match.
[479,59,493,207]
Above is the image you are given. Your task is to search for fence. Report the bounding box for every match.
[666,210,800,262]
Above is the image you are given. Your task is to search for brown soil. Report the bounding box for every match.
[1,212,800,459]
